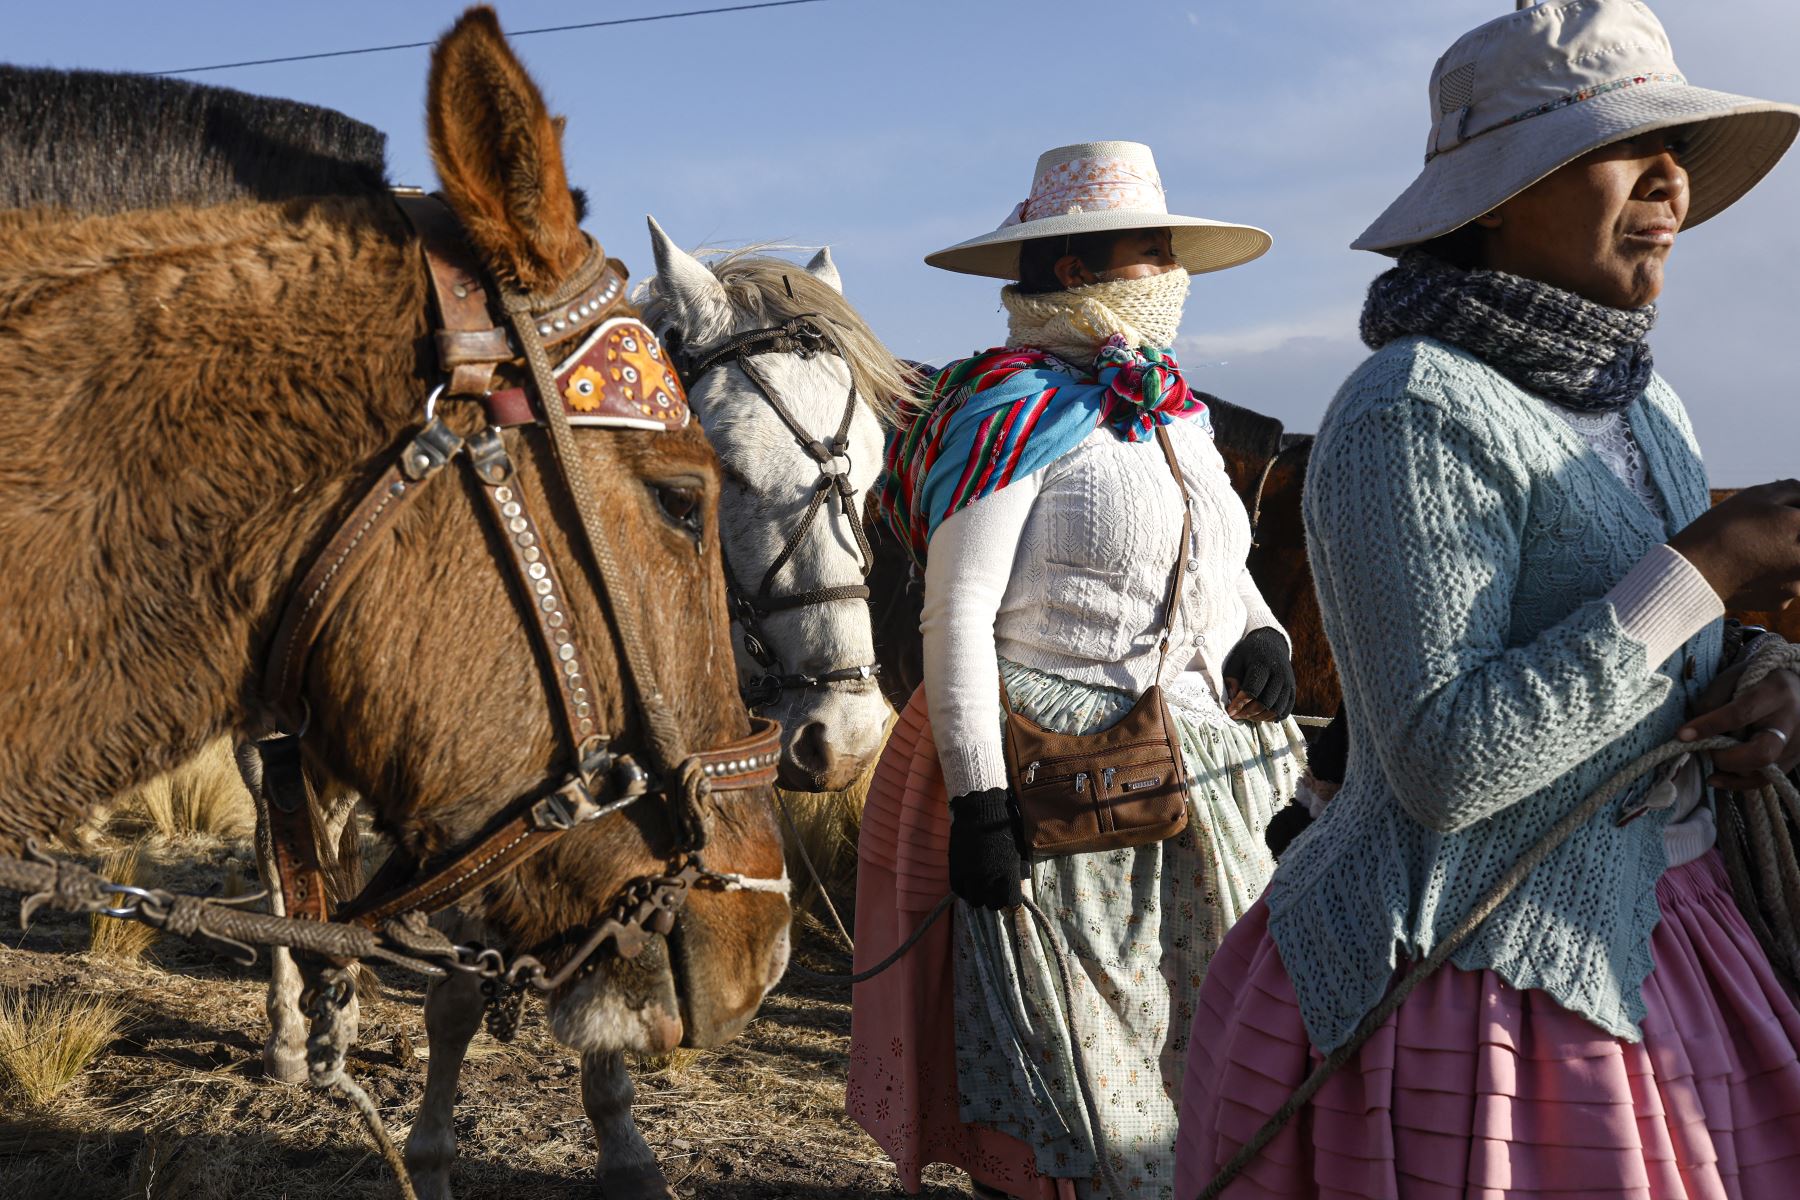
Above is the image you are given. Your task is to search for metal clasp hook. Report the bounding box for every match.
[101,883,160,920]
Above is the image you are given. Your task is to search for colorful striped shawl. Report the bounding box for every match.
[879,336,1207,568]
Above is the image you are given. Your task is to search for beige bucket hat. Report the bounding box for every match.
[1355,0,1800,253]
[926,140,1271,279]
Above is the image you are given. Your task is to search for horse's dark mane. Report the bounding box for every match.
[0,65,389,213]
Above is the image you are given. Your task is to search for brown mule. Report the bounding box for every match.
[0,8,786,1197]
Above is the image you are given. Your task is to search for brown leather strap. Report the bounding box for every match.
[466,427,604,753]
[260,735,331,924]
[397,189,634,401]
[263,420,461,731]
[342,715,782,927]
[437,327,513,368]
[521,257,632,349]
[685,713,784,791]
[395,192,506,397]
[346,792,592,927]
[482,387,539,429]
[1153,424,1193,676]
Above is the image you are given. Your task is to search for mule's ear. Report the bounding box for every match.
[647,214,732,342]
[804,246,843,295]
[427,6,587,292]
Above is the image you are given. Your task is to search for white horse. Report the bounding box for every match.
[637,217,899,793]
[252,226,903,1199]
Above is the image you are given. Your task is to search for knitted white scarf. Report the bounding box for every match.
[1001,269,1190,364]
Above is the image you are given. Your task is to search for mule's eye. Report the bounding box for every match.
[653,482,703,536]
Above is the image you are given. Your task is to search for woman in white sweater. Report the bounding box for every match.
[847,141,1306,1199]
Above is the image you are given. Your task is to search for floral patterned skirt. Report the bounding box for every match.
[848,662,1304,1198]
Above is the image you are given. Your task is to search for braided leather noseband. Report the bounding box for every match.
[674,315,881,709]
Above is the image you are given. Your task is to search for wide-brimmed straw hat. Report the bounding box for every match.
[926,140,1271,280]
[1355,0,1800,254]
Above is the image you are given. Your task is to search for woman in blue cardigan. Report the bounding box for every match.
[1175,3,1800,1197]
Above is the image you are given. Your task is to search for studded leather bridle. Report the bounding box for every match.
[671,315,881,709]
[255,189,785,993]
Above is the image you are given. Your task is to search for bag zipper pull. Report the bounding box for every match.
[1102,767,1117,790]
[1025,761,1040,785]
[1074,772,1089,794]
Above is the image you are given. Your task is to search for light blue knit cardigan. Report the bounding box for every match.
[1270,334,1721,1054]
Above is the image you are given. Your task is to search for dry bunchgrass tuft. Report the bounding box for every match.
[127,738,254,840]
[0,988,127,1108]
[89,842,160,962]
[636,1046,707,1077]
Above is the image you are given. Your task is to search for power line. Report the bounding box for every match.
[149,0,838,76]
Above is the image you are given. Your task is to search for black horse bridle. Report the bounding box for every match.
[672,314,881,709]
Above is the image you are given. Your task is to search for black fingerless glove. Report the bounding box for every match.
[948,787,1025,910]
[1222,627,1296,721]
[1308,703,1350,785]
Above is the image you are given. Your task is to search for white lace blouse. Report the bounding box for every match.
[920,416,1283,798]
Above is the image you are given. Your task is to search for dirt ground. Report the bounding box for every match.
[0,829,972,1200]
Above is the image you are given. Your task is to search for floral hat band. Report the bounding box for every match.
[999,155,1170,228]
[924,140,1271,280]
[1426,69,1688,163]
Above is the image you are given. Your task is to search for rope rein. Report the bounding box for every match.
[1195,637,1800,1199]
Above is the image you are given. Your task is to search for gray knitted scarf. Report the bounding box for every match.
[1361,251,1655,413]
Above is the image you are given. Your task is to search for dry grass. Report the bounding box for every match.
[126,1136,207,1200]
[88,842,160,962]
[0,988,127,1108]
[636,1045,708,1077]
[777,769,872,945]
[124,738,253,840]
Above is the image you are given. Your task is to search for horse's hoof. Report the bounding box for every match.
[596,1163,672,1199]
[261,1043,307,1085]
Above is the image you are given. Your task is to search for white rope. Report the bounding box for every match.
[701,868,792,895]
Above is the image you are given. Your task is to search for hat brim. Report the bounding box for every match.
[1354,81,1800,253]
[925,210,1272,280]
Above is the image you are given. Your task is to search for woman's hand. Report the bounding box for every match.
[1678,665,1800,790]
[1222,627,1296,723]
[1668,480,1800,612]
[947,788,1026,909]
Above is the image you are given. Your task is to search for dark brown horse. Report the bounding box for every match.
[0,10,784,1197]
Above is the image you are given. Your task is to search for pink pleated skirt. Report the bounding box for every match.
[1174,851,1800,1199]
[847,690,1077,1200]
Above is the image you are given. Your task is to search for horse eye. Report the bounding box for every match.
[653,483,703,535]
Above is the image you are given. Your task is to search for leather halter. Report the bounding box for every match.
[673,316,881,709]
[258,190,781,946]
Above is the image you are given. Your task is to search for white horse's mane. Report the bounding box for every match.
[636,244,908,429]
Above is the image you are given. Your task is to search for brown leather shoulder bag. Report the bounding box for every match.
[1001,424,1194,857]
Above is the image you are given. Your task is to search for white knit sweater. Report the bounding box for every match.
[922,415,1284,798]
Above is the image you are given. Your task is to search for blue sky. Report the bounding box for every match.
[11,0,1797,483]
